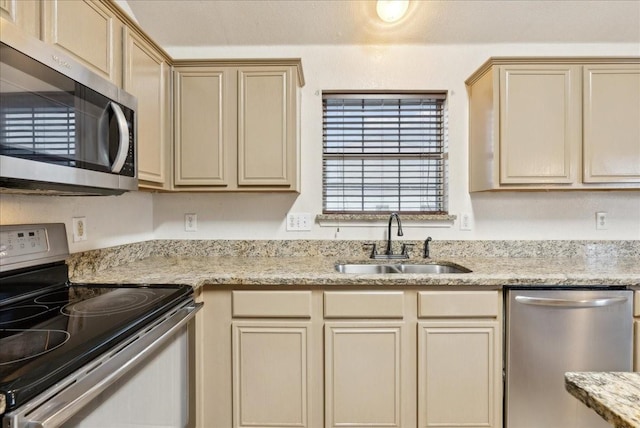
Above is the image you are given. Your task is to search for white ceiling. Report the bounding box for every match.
[122,0,640,48]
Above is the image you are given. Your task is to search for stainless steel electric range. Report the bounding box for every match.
[0,223,202,428]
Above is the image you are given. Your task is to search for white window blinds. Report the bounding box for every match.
[0,95,76,158]
[323,93,447,214]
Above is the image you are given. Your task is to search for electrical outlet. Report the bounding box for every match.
[185,213,197,232]
[595,212,608,230]
[460,213,472,231]
[72,217,87,242]
[286,213,312,231]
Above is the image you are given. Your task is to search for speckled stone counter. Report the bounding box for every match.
[565,372,640,428]
[67,239,640,288]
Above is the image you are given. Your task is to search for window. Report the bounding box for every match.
[322,92,447,214]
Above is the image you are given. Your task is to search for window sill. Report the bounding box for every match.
[316,214,457,228]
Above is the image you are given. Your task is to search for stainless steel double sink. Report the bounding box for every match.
[335,261,471,274]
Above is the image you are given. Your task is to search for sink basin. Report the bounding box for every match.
[335,262,471,274]
[335,264,402,274]
[397,263,471,274]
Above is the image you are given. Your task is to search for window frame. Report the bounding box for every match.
[322,91,448,216]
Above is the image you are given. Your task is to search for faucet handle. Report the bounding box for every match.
[363,243,378,258]
[401,243,414,257]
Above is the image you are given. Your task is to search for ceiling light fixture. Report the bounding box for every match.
[376,0,409,23]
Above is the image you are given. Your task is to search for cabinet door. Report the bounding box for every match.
[237,67,296,187]
[232,322,310,428]
[124,29,170,188]
[1,0,40,38]
[583,64,640,183]
[174,68,230,186]
[42,0,118,83]
[635,320,639,371]
[324,323,403,428]
[499,65,581,184]
[418,320,501,428]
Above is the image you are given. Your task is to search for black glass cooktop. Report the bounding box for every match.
[0,263,192,414]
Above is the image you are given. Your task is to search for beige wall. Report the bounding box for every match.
[153,42,640,241]
[1,42,639,251]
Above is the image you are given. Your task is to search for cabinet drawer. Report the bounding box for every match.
[635,291,640,317]
[418,291,499,318]
[232,291,311,318]
[324,291,404,318]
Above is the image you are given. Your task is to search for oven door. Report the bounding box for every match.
[2,299,202,428]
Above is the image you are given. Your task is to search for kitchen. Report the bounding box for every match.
[0,0,639,427]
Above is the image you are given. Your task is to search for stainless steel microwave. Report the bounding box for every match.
[0,20,137,195]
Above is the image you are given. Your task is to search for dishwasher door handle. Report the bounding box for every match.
[515,295,628,308]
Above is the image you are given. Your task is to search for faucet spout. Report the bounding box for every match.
[386,213,403,255]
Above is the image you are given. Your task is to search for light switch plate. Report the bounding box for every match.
[287,213,312,231]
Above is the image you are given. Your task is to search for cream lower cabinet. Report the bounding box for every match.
[324,291,409,428]
[197,289,318,428]
[467,57,640,191]
[417,291,502,428]
[232,322,310,428]
[197,287,502,428]
[173,60,304,192]
[324,323,405,428]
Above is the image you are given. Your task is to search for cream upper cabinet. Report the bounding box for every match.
[173,60,304,192]
[123,28,171,189]
[499,65,581,185]
[583,64,640,183]
[174,66,230,187]
[42,0,122,85]
[0,0,40,38]
[467,57,640,191]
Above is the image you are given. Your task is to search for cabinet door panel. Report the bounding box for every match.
[174,69,227,186]
[232,323,309,428]
[635,320,639,371]
[418,321,500,428]
[124,30,168,186]
[583,65,640,183]
[499,65,580,184]
[1,0,39,38]
[238,68,292,186]
[43,0,114,81]
[324,323,403,428]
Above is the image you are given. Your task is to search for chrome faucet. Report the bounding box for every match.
[385,212,403,255]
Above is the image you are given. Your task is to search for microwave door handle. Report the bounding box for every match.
[514,295,628,308]
[109,101,130,173]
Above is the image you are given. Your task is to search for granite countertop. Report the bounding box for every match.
[565,372,640,428]
[70,254,640,289]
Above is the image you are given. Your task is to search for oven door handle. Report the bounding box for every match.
[17,301,203,428]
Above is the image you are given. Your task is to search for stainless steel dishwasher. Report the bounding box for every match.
[505,287,633,428]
